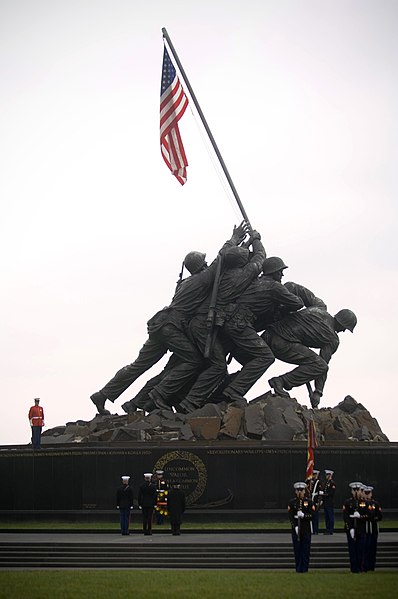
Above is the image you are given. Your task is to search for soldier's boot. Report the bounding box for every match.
[178,399,201,414]
[90,391,111,415]
[222,389,247,408]
[149,388,172,411]
[268,377,291,398]
[121,400,138,414]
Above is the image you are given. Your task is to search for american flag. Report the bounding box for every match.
[305,419,318,480]
[160,46,189,185]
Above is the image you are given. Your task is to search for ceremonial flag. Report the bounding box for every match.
[305,419,318,480]
[160,45,189,185]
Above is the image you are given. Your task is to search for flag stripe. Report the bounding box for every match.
[160,45,189,185]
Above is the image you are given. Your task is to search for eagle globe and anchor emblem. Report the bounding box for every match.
[154,450,207,506]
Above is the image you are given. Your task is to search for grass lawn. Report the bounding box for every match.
[0,570,397,599]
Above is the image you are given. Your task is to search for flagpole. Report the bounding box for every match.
[161,27,253,231]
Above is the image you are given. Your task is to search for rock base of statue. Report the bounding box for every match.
[41,394,389,445]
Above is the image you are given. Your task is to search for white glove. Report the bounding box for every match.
[117,506,119,509]
[295,526,299,536]
[350,528,355,539]
[29,419,33,426]
[297,510,304,519]
[138,506,142,510]
[319,490,324,495]
[130,506,133,510]
[353,511,360,518]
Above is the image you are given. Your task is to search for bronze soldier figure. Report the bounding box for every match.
[264,307,357,408]
[178,230,266,412]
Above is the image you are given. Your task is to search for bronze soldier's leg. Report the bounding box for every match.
[150,324,203,407]
[268,334,328,390]
[180,315,228,412]
[221,323,275,401]
[97,336,167,402]
[122,355,182,413]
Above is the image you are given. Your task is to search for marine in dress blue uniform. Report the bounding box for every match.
[321,469,336,534]
[116,475,134,536]
[307,470,321,534]
[363,485,382,571]
[288,481,315,573]
[138,473,157,535]
[342,482,369,572]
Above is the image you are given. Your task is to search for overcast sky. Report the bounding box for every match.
[1,0,397,446]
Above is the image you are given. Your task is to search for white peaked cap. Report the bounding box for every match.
[121,476,130,481]
[325,469,334,475]
[294,482,307,489]
[349,481,362,489]
[144,473,152,478]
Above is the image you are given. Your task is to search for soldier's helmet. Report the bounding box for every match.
[262,256,288,275]
[223,246,250,268]
[184,251,206,274]
[334,309,357,332]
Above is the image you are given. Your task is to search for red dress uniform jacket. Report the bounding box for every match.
[29,405,44,427]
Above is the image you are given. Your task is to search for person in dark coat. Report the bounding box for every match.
[288,481,315,573]
[116,475,134,536]
[343,482,369,573]
[167,484,186,535]
[320,469,336,534]
[138,473,157,535]
[307,469,321,534]
[364,485,382,571]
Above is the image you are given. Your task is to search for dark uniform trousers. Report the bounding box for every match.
[292,531,312,573]
[119,509,131,535]
[366,500,382,571]
[168,488,186,536]
[138,483,157,535]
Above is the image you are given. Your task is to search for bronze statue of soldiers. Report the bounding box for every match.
[264,307,357,408]
[90,224,248,415]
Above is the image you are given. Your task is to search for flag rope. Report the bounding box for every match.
[188,105,244,223]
